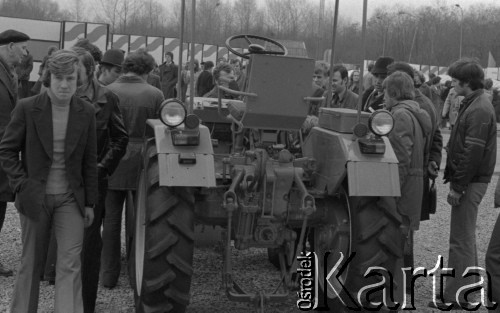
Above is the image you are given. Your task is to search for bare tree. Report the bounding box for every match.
[4,0,500,67]
[233,0,257,34]
[73,0,86,21]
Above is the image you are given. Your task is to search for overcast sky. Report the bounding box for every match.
[333,0,491,21]
[56,0,493,21]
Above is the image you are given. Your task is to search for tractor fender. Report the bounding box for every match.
[303,127,400,197]
[145,119,216,187]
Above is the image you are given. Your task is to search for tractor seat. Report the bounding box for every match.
[227,100,246,121]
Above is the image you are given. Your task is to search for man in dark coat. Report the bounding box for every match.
[386,62,443,284]
[16,49,33,98]
[74,46,128,313]
[101,50,164,289]
[196,60,214,97]
[384,71,432,232]
[362,56,394,112]
[431,58,497,310]
[384,71,432,305]
[387,62,443,220]
[0,49,97,313]
[159,51,178,99]
[0,29,30,277]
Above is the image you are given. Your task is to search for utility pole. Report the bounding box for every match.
[316,0,325,60]
[398,11,420,63]
[455,4,464,59]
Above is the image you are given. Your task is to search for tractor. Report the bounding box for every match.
[126,33,405,312]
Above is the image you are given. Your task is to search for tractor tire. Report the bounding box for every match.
[312,191,351,311]
[313,191,404,312]
[129,139,195,313]
[343,196,403,311]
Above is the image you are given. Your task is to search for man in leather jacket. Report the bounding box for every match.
[74,46,128,313]
[431,58,496,310]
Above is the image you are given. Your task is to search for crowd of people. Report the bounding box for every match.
[0,27,249,313]
[311,55,499,311]
[0,26,499,313]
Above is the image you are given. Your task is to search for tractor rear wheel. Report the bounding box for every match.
[314,191,403,311]
[343,196,403,310]
[313,190,351,310]
[129,140,195,313]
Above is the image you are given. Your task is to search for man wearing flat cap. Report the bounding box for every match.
[0,29,30,277]
[98,48,125,86]
[361,56,394,112]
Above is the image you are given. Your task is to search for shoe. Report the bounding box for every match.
[428,301,477,310]
[101,274,118,289]
[0,262,13,277]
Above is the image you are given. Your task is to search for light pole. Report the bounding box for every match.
[376,15,388,55]
[399,11,419,63]
[455,4,464,59]
[316,0,325,60]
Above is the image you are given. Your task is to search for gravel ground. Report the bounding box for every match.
[0,175,498,312]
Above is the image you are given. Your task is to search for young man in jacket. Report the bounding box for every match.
[383,71,432,232]
[73,46,129,313]
[196,60,214,97]
[387,62,443,220]
[0,49,97,313]
[431,58,497,310]
[159,51,178,99]
[43,45,129,312]
[101,50,164,289]
[383,70,432,305]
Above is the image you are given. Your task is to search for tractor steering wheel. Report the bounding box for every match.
[225,34,287,59]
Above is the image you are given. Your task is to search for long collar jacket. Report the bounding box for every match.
[0,92,98,219]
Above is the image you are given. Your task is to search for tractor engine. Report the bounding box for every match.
[221,145,317,251]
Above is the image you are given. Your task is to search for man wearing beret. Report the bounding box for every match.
[0,29,30,277]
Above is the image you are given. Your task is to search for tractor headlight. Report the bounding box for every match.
[159,99,186,127]
[368,110,394,136]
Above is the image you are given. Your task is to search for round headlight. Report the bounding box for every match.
[159,99,186,127]
[368,110,394,136]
